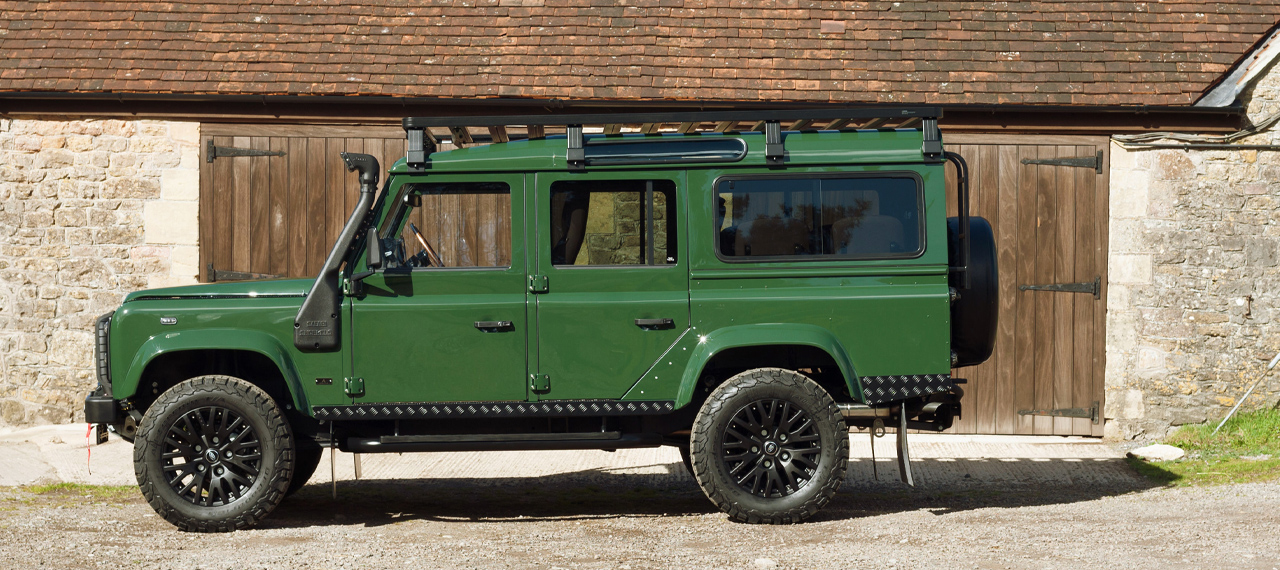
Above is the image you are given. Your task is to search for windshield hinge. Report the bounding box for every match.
[528,274,549,293]
[530,373,550,394]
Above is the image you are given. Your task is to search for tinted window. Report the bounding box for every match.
[389,182,512,268]
[716,175,921,259]
[585,138,746,165]
[550,179,678,266]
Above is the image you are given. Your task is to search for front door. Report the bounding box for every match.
[531,172,690,400]
[350,174,529,403]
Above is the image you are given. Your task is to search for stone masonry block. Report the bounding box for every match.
[1110,254,1152,284]
[160,168,199,201]
[143,200,199,245]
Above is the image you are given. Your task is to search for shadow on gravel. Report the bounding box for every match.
[265,456,1160,529]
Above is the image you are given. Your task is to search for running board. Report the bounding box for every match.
[343,432,663,453]
[314,400,676,420]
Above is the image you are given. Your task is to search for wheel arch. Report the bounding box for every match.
[676,324,862,408]
[120,329,308,414]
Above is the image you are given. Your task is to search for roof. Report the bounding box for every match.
[1,1,1278,107]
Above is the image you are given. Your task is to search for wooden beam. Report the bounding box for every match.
[448,126,474,145]
[487,126,509,143]
[713,121,735,132]
[825,118,852,130]
[860,117,888,129]
[790,119,813,131]
[750,120,768,132]
[527,125,545,139]
[640,122,659,134]
[677,122,696,134]
[604,123,622,135]
[897,117,922,129]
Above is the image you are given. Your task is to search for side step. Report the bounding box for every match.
[343,431,663,453]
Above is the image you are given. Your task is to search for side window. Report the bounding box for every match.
[716,175,922,260]
[390,182,512,268]
[549,179,678,266]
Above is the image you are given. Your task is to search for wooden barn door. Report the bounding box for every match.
[944,136,1110,436]
[197,125,408,281]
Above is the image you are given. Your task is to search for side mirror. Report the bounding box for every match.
[365,230,383,269]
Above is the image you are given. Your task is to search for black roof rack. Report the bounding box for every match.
[401,106,944,170]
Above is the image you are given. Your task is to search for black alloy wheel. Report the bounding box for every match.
[721,399,821,498]
[162,406,262,507]
[690,368,848,524]
[135,375,295,532]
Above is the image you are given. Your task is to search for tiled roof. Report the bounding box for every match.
[1,1,1277,106]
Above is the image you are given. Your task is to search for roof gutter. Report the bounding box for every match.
[0,92,1246,133]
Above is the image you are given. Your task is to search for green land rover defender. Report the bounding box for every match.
[84,108,998,531]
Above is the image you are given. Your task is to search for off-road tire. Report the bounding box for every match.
[690,368,848,524]
[134,375,295,532]
[286,446,324,497]
[678,444,694,478]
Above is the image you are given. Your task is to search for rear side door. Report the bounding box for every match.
[530,171,690,400]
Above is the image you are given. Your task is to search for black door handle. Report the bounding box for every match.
[474,321,514,331]
[634,318,675,330]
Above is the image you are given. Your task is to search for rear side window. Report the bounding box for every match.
[550,179,677,266]
[715,175,923,260]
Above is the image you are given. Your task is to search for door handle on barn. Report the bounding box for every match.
[634,318,675,330]
[474,321,514,332]
[1018,276,1101,299]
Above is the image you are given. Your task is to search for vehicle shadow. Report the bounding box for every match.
[266,456,1162,529]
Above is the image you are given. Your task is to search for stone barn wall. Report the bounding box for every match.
[1105,63,1280,439]
[0,119,199,426]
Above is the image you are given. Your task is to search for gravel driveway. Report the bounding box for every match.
[1,428,1277,569]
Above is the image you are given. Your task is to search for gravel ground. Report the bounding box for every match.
[2,438,1278,570]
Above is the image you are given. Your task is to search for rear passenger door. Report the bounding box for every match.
[530,171,689,400]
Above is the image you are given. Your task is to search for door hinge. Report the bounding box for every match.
[205,140,286,162]
[1020,150,1103,174]
[344,377,365,398]
[528,274,548,293]
[529,373,550,393]
[1018,401,1099,424]
[1018,276,1101,299]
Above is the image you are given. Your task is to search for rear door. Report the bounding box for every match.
[530,171,690,400]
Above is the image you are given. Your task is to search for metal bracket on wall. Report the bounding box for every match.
[1019,276,1101,299]
[1020,150,1103,174]
[1018,401,1100,424]
[206,140,286,162]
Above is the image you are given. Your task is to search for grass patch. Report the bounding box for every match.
[24,482,137,500]
[1129,409,1280,487]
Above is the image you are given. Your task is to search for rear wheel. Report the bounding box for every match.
[690,368,848,524]
[134,375,295,532]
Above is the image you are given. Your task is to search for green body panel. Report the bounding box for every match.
[103,128,956,418]
[108,281,346,408]
[530,170,690,400]
[622,323,860,408]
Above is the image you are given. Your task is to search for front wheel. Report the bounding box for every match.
[134,375,296,532]
[689,368,848,524]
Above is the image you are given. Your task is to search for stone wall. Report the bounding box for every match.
[0,118,199,426]
[1105,63,1280,439]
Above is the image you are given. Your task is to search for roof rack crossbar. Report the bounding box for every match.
[400,106,943,170]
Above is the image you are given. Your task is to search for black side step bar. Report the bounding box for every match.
[343,432,663,453]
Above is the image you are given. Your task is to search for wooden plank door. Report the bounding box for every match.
[198,125,411,281]
[943,136,1109,436]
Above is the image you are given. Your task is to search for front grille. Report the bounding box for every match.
[94,311,114,397]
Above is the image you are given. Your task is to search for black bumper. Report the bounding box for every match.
[84,393,119,424]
